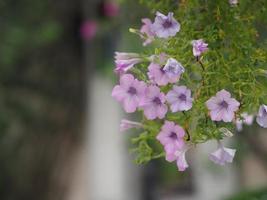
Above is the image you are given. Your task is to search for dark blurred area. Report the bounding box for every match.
[0,0,266,200]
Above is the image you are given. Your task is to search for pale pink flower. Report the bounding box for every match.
[166,85,193,112]
[191,39,208,57]
[236,113,254,132]
[256,105,267,128]
[140,18,155,46]
[206,89,240,122]
[120,119,143,132]
[140,85,168,120]
[209,141,236,165]
[114,52,143,74]
[112,74,146,113]
[163,58,185,78]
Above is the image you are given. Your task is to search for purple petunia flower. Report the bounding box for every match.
[156,120,185,148]
[163,58,185,78]
[152,12,180,38]
[112,74,146,113]
[236,113,254,132]
[140,85,168,120]
[229,0,238,6]
[147,57,183,86]
[209,141,236,165]
[140,18,156,46]
[206,89,240,122]
[114,52,143,74]
[191,39,208,57]
[256,105,267,128]
[166,85,193,112]
[164,143,189,171]
[120,119,143,132]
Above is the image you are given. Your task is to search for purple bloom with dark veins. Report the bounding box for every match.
[114,52,143,74]
[166,85,193,112]
[191,39,208,57]
[206,89,240,122]
[112,74,146,113]
[140,85,168,119]
[120,119,143,132]
[163,58,185,78]
[256,105,267,128]
[152,12,180,38]
[156,120,185,148]
[209,141,236,165]
[140,18,155,46]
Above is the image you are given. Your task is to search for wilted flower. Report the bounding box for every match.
[191,39,208,57]
[140,85,168,119]
[206,89,240,122]
[256,105,267,128]
[163,58,185,78]
[166,85,193,112]
[152,12,180,38]
[209,141,236,165]
[229,0,238,6]
[114,52,143,73]
[236,113,254,131]
[112,74,146,113]
[120,119,143,132]
[156,120,185,148]
[80,20,98,41]
[140,18,155,46]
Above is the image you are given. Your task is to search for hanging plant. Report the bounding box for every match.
[111,0,267,171]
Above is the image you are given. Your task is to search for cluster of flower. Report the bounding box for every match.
[111,8,267,171]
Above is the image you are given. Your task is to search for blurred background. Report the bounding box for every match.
[0,0,267,199]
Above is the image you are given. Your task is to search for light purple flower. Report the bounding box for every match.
[166,85,193,112]
[229,0,238,6]
[256,105,267,128]
[163,58,185,78]
[209,141,236,165]
[140,85,168,120]
[164,143,189,171]
[112,74,146,113]
[140,18,155,46]
[152,12,180,38]
[206,89,240,122]
[191,39,208,57]
[120,119,143,132]
[147,63,179,86]
[156,120,185,148]
[114,52,143,73]
[236,113,254,132]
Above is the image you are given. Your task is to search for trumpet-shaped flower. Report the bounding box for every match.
[163,58,185,78]
[140,18,155,46]
[209,141,236,165]
[166,85,193,112]
[206,89,240,122]
[256,105,267,128]
[148,63,180,86]
[140,86,167,119]
[236,113,254,132]
[112,74,146,113]
[120,119,143,132]
[191,39,208,57]
[152,12,180,38]
[114,52,143,73]
[156,120,185,148]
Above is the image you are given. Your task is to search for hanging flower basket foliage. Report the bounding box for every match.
[111,0,267,171]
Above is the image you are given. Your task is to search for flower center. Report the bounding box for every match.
[128,87,137,95]
[153,97,162,105]
[220,100,228,108]
[162,20,172,28]
[179,94,187,101]
[169,132,177,140]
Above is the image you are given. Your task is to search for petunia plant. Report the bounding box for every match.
[111,0,267,171]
